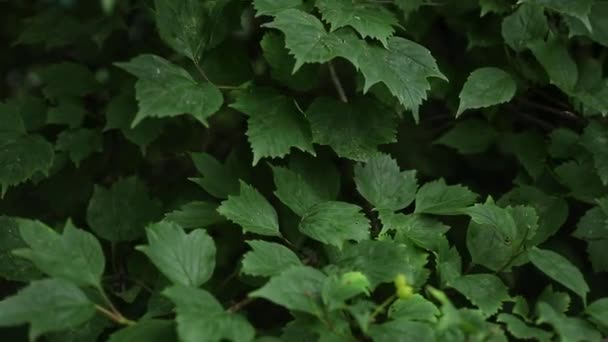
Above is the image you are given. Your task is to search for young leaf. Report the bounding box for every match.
[315,0,399,46]
[414,179,478,215]
[497,313,552,341]
[0,278,96,341]
[164,201,224,229]
[14,219,104,288]
[299,201,370,249]
[354,154,418,211]
[241,240,302,277]
[271,165,325,216]
[305,97,396,161]
[501,3,549,52]
[164,285,254,342]
[388,294,440,323]
[230,88,314,165]
[249,266,327,316]
[528,247,590,304]
[217,181,281,237]
[87,177,162,242]
[536,302,601,342]
[457,67,517,116]
[115,54,223,127]
[449,274,510,316]
[137,221,216,287]
[55,128,103,167]
[190,152,240,199]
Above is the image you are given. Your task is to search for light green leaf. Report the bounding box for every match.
[536,302,600,342]
[0,279,95,341]
[137,221,216,287]
[388,294,440,323]
[299,201,369,249]
[217,181,280,237]
[108,320,177,342]
[315,0,399,46]
[586,298,608,328]
[379,211,449,251]
[528,247,589,304]
[253,0,302,17]
[529,38,578,92]
[86,176,163,242]
[354,154,418,211]
[435,119,497,154]
[581,121,608,184]
[449,274,510,316]
[56,128,103,167]
[164,201,224,229]
[497,313,552,341]
[321,271,371,311]
[190,152,240,199]
[414,179,478,215]
[115,54,223,127]
[14,219,104,287]
[271,165,327,216]
[164,285,254,342]
[241,240,302,277]
[230,88,314,165]
[0,216,41,282]
[0,132,54,196]
[250,266,327,316]
[522,0,592,30]
[501,3,548,51]
[368,319,435,342]
[457,67,516,116]
[436,241,462,287]
[305,97,396,161]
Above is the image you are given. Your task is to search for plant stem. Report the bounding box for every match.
[369,294,397,323]
[95,305,135,326]
[328,61,348,103]
[228,297,256,313]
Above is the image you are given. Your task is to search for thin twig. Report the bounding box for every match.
[518,98,582,122]
[228,297,256,313]
[193,60,213,84]
[369,294,397,323]
[328,61,348,103]
[95,305,135,326]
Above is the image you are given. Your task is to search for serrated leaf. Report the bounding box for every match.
[528,247,589,304]
[501,131,547,179]
[305,97,396,161]
[230,88,314,165]
[555,160,608,202]
[537,285,571,314]
[115,54,223,127]
[190,152,240,199]
[47,98,86,128]
[530,38,578,92]
[253,0,302,17]
[0,217,40,282]
[464,199,518,241]
[436,241,462,287]
[271,165,326,216]
[108,319,177,342]
[217,181,280,237]
[435,119,497,154]
[299,201,369,249]
[522,0,592,30]
[164,285,254,342]
[0,279,95,341]
[354,154,417,211]
[388,294,440,323]
[536,302,601,342]
[164,201,224,229]
[497,313,552,341]
[250,266,327,316]
[565,1,608,47]
[379,211,449,251]
[414,179,478,215]
[0,132,54,196]
[586,298,608,328]
[321,271,371,310]
[457,67,516,116]
[367,319,435,342]
[449,274,510,316]
[14,219,103,288]
[56,128,103,167]
[86,177,163,242]
[137,221,216,287]
[501,3,548,52]
[573,207,608,241]
[241,240,302,277]
[479,0,511,16]
[289,153,341,201]
[315,0,399,46]
[581,121,608,184]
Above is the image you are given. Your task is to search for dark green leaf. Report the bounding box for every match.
[414,179,478,215]
[457,67,517,116]
[241,240,302,277]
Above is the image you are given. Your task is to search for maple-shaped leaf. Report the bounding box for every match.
[497,313,553,341]
[457,67,517,116]
[305,97,396,161]
[115,54,223,127]
[315,0,399,46]
[230,88,314,165]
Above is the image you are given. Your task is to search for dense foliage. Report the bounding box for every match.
[1,0,608,340]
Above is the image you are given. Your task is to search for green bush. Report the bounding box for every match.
[0,0,607,341]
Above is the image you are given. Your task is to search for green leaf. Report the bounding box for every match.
[190,152,240,199]
[137,221,216,287]
[305,97,396,161]
[537,285,571,314]
[164,285,254,342]
[315,0,399,46]
[529,38,578,92]
[253,0,302,17]
[0,278,95,341]
[368,319,435,342]
[414,179,478,215]
[573,207,608,241]
[435,242,462,287]
[289,153,341,201]
[241,240,302,277]
[528,247,589,304]
[86,176,163,242]
[501,131,548,179]
[47,98,86,128]
[586,298,608,328]
[38,62,98,99]
[497,313,552,341]
[56,128,103,167]
[115,54,223,127]
[501,3,549,52]
[108,320,177,342]
[548,128,581,159]
[457,67,517,116]
[0,132,54,196]
[379,211,449,251]
[321,271,371,310]
[271,165,327,216]
[217,181,280,237]
[230,88,314,165]
[250,266,327,316]
[522,0,592,29]
[164,201,224,229]
[555,160,608,202]
[449,274,510,316]
[388,294,440,323]
[581,122,608,184]
[354,154,418,211]
[14,219,104,287]
[0,216,40,282]
[435,119,497,154]
[299,201,369,249]
[0,102,26,133]
[587,240,608,273]
[565,1,608,47]
[536,302,601,342]
[464,199,518,242]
